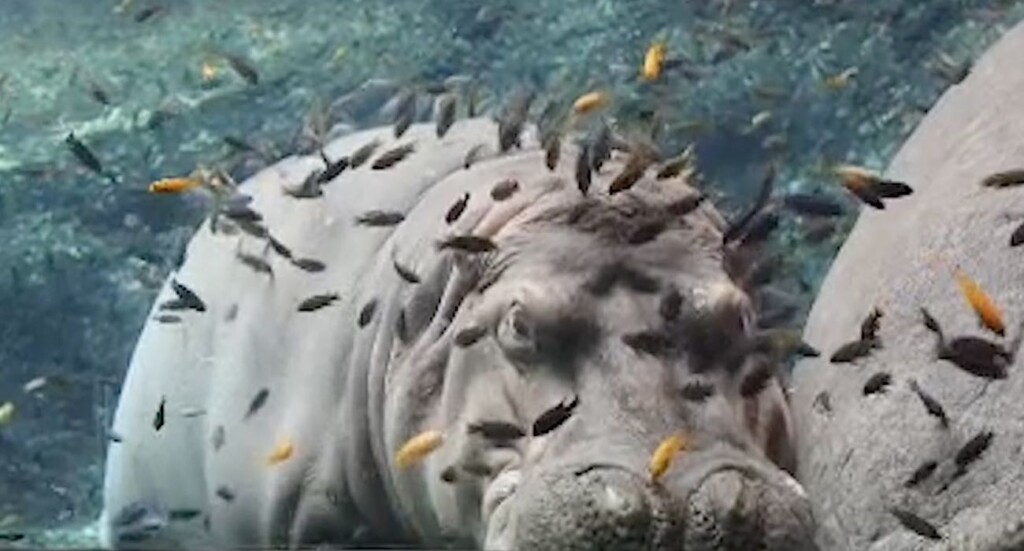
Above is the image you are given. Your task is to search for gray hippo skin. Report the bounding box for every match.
[100,114,816,550]
[792,20,1024,551]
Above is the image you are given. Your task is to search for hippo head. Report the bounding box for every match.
[384,174,816,550]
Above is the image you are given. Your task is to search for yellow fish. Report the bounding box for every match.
[149,177,201,194]
[572,91,609,116]
[395,430,444,469]
[641,41,667,82]
[824,67,859,91]
[267,438,294,466]
[649,432,688,483]
[200,61,219,83]
[954,268,1006,337]
[0,402,15,427]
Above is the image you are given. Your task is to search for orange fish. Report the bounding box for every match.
[572,91,609,115]
[648,432,689,483]
[641,41,667,82]
[267,438,294,466]
[149,177,200,194]
[954,268,1006,336]
[395,430,444,469]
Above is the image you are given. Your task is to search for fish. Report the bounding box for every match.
[65,132,114,182]
[862,372,891,395]
[358,299,377,327]
[0,532,25,542]
[641,41,667,82]
[291,257,326,273]
[920,307,943,336]
[575,142,592,195]
[829,339,874,363]
[211,425,225,451]
[467,421,525,441]
[627,220,666,245]
[245,388,270,419]
[608,152,653,195]
[217,52,259,85]
[222,135,259,154]
[180,407,206,418]
[393,259,420,284]
[355,210,405,227]
[782,193,845,217]
[463,144,487,169]
[439,466,458,483]
[436,235,496,253]
[0,402,15,427]
[134,4,165,22]
[153,396,166,431]
[904,460,938,488]
[1011,220,1024,247]
[497,88,535,152]
[153,314,182,324]
[832,165,886,209]
[681,381,715,402]
[349,139,381,169]
[454,325,487,347]
[395,430,444,469]
[908,379,948,428]
[434,93,457,137]
[660,288,682,321]
[236,251,273,276]
[655,145,696,180]
[390,88,417,138]
[86,79,112,106]
[149,177,200,194]
[284,169,324,199]
[395,309,409,343]
[739,362,775,397]
[490,179,519,201]
[649,433,688,483]
[813,391,832,414]
[543,130,561,171]
[266,235,293,260]
[622,331,675,356]
[297,293,340,312]
[981,169,1024,188]
[666,193,706,216]
[215,486,235,502]
[954,430,993,473]
[170,279,205,312]
[823,67,858,91]
[888,507,942,540]
[589,122,612,172]
[723,162,775,244]
[168,509,202,521]
[747,329,821,359]
[860,307,883,341]
[532,395,579,437]
[571,91,609,116]
[737,210,779,246]
[317,154,348,184]
[267,438,294,466]
[371,143,416,170]
[953,268,1005,336]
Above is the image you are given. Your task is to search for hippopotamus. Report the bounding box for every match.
[791,21,1024,551]
[99,113,816,550]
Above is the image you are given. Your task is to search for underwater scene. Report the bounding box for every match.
[2,0,1024,549]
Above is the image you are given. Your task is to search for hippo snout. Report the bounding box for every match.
[505,459,817,551]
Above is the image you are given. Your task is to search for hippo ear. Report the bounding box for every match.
[496,300,537,363]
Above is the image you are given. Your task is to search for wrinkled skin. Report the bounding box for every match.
[101,118,815,550]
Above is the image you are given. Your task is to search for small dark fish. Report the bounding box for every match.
[446,193,470,224]
[813,390,832,414]
[170,279,206,312]
[829,339,874,363]
[627,220,666,245]
[909,380,949,428]
[219,52,259,85]
[291,257,326,273]
[355,210,405,227]
[211,425,225,451]
[739,362,774,397]
[215,486,236,502]
[532,395,578,437]
[723,163,776,245]
[236,251,273,276]
[358,299,377,327]
[681,380,715,402]
[396,308,409,343]
[317,154,349,184]
[920,307,943,336]
[543,132,561,171]
[391,89,417,138]
[904,460,938,488]
[349,139,381,168]
[371,143,416,170]
[285,169,324,199]
[738,210,780,246]
[134,4,165,22]
[267,235,293,260]
[467,420,525,440]
[87,80,111,106]
[1010,220,1024,247]
[666,193,706,216]
[575,143,592,195]
[454,325,487,347]
[297,293,340,312]
[655,148,695,180]
[463,144,486,169]
[782,193,845,217]
[245,388,269,419]
[660,288,682,321]
[860,307,883,341]
[939,336,1011,379]
[112,502,150,527]
[862,372,891,395]
[435,93,457,137]
[607,157,648,195]
[589,122,612,172]
[233,218,269,240]
[874,181,914,198]
[981,169,1024,188]
[436,235,496,253]
[169,509,202,521]
[221,203,262,223]
[0,533,25,542]
[497,89,534,152]
[490,179,519,201]
[64,132,111,181]
[153,314,182,324]
[622,330,675,356]
[223,135,258,153]
[954,430,993,472]
[393,259,420,284]
[153,396,166,431]
[889,507,942,541]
